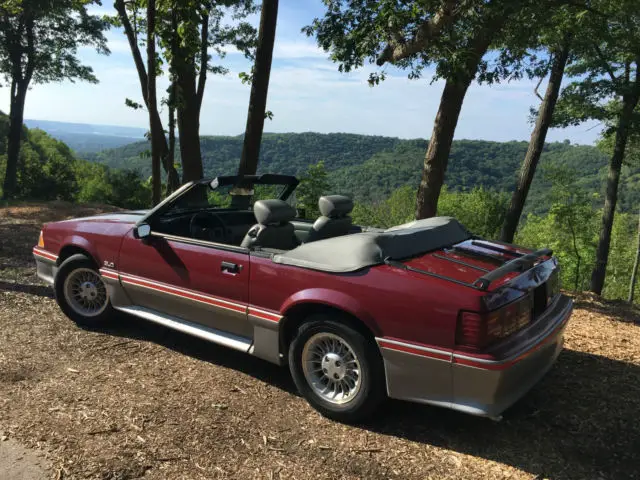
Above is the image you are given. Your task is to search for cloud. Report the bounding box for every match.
[274,41,326,59]
[0,1,602,145]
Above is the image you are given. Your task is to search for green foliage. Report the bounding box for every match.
[352,186,508,239]
[438,187,509,239]
[87,133,636,216]
[296,161,331,219]
[517,163,598,291]
[0,112,151,209]
[351,186,415,229]
[0,0,110,87]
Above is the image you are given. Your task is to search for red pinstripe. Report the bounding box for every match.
[119,273,247,314]
[378,339,451,361]
[33,247,58,262]
[248,307,282,323]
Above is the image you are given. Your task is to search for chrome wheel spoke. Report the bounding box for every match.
[301,332,362,406]
[63,268,109,318]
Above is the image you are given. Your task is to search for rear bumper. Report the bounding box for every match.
[33,247,58,285]
[377,294,573,418]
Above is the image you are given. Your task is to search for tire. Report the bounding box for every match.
[54,253,114,328]
[288,315,386,423]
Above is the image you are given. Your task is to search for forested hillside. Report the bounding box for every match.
[0,112,150,208]
[85,132,639,214]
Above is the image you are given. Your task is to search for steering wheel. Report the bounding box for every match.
[189,211,229,243]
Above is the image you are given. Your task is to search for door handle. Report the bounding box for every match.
[221,261,242,274]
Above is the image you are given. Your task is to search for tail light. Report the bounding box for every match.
[38,230,45,248]
[456,295,533,351]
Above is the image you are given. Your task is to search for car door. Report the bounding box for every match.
[117,229,252,339]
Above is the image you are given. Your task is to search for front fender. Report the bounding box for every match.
[58,235,100,264]
[280,288,381,336]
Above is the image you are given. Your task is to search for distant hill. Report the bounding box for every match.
[82,132,633,214]
[24,119,146,153]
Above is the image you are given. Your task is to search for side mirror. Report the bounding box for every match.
[134,223,152,239]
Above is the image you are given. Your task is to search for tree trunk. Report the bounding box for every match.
[2,80,28,199]
[590,90,640,295]
[414,20,499,220]
[236,0,279,178]
[174,8,209,184]
[147,0,161,206]
[500,37,571,243]
[167,80,177,196]
[415,79,471,219]
[115,0,179,192]
[177,69,204,183]
[628,210,640,303]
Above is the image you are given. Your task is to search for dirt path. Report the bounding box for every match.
[0,437,50,479]
[1,203,639,479]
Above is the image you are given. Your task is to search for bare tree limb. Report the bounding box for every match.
[376,0,462,66]
[534,74,545,101]
[115,0,149,104]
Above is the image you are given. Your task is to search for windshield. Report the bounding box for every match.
[164,182,291,215]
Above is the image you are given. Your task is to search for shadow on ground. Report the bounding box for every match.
[98,315,639,480]
[0,281,53,298]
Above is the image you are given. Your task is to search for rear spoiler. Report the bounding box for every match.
[472,247,552,290]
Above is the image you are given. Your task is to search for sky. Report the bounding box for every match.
[0,0,602,144]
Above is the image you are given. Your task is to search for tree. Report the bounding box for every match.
[306,0,561,220]
[297,161,331,219]
[147,0,161,205]
[0,0,109,199]
[159,0,257,183]
[552,0,640,295]
[116,0,256,184]
[500,31,573,242]
[236,0,279,180]
[114,0,180,194]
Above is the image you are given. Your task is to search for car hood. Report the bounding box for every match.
[59,210,150,225]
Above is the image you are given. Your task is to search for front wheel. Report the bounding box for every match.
[288,316,386,423]
[54,254,114,328]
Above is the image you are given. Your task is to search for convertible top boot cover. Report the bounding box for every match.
[273,217,471,273]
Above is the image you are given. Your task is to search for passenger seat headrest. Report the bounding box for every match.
[253,199,296,225]
[318,195,353,218]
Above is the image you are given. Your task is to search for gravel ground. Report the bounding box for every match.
[1,202,639,480]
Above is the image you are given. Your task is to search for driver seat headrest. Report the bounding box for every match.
[253,199,296,225]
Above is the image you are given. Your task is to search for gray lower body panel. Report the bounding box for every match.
[34,257,57,285]
[100,269,285,365]
[378,296,573,418]
[115,305,252,352]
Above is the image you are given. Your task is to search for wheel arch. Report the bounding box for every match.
[279,290,382,353]
[57,242,98,268]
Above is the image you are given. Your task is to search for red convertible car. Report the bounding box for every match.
[33,174,572,422]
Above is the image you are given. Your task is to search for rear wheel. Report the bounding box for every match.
[54,254,114,327]
[288,315,386,423]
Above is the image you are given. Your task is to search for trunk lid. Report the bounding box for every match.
[403,239,548,292]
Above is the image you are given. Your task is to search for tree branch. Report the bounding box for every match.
[376,0,462,66]
[196,11,209,109]
[115,0,149,104]
[534,73,546,101]
[24,14,35,85]
[592,43,617,84]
